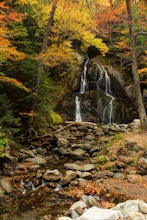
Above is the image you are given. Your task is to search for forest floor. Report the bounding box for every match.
[64,128,147,208]
[94,129,147,205]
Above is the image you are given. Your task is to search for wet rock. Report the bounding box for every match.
[77,171,92,179]
[89,146,101,154]
[25,156,46,165]
[0,177,13,194]
[71,210,79,219]
[71,143,86,149]
[28,164,40,171]
[58,147,71,155]
[16,164,26,170]
[2,163,15,176]
[85,134,96,141]
[70,200,87,212]
[19,149,36,158]
[57,138,69,148]
[59,170,77,186]
[36,169,43,178]
[36,147,47,155]
[81,195,90,206]
[43,169,61,181]
[24,182,33,190]
[94,130,104,137]
[70,149,86,158]
[88,195,99,207]
[64,163,95,171]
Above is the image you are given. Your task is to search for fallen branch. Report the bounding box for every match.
[54,121,98,133]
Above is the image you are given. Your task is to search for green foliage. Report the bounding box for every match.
[110,133,124,143]
[100,140,109,154]
[0,130,10,157]
[97,155,109,165]
[0,94,21,134]
[131,155,139,167]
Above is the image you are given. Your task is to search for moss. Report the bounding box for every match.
[97,155,109,165]
[110,133,124,143]
[49,110,63,125]
[131,155,139,167]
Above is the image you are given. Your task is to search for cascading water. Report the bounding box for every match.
[75,58,115,124]
[75,95,82,122]
[97,65,115,124]
[75,58,89,122]
[80,58,89,94]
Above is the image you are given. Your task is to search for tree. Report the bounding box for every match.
[126,0,147,129]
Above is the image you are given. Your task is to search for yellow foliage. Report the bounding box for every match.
[0,76,31,92]
[138,68,147,74]
[37,40,77,67]
[18,0,108,62]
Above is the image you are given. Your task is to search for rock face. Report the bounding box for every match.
[59,59,138,123]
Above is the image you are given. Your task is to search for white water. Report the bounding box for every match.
[75,95,82,122]
[80,58,89,94]
[97,65,115,124]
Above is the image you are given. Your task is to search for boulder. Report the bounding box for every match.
[70,149,86,158]
[25,156,46,165]
[0,177,13,194]
[59,170,77,186]
[77,206,123,220]
[43,169,61,181]
[57,138,69,148]
[64,163,95,172]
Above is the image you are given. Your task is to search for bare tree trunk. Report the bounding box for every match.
[36,0,59,92]
[126,0,147,129]
[29,0,58,132]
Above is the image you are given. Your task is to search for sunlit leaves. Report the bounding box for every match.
[37,40,77,67]
[0,76,31,92]
[0,1,26,61]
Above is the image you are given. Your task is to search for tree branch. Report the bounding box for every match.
[135,31,147,38]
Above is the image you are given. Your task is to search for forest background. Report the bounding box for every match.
[0,0,147,154]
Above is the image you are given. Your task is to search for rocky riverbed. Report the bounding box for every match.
[0,119,147,220]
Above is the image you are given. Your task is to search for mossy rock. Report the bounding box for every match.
[49,110,63,125]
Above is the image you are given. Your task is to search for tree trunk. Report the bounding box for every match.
[126,0,147,129]
[28,0,58,133]
[36,0,59,92]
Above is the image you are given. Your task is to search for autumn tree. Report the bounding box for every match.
[126,0,147,129]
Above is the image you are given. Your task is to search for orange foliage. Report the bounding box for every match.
[0,76,31,92]
[0,0,26,61]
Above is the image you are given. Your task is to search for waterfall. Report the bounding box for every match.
[75,95,82,122]
[80,58,89,94]
[75,58,89,122]
[97,65,115,124]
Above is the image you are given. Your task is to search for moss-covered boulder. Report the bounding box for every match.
[49,110,63,125]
